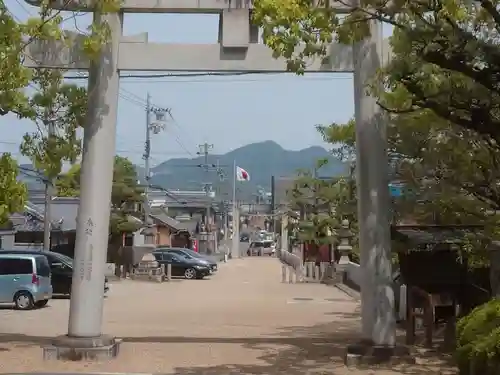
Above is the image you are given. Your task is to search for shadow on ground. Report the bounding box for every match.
[0,318,458,374]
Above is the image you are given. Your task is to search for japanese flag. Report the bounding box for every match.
[236,166,250,181]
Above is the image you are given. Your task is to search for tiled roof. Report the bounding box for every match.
[148,189,216,209]
[149,209,187,232]
[10,197,80,232]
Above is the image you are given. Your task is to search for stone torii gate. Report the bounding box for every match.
[25,0,404,363]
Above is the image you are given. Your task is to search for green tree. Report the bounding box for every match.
[252,0,500,140]
[289,159,338,245]
[56,156,144,235]
[288,122,358,259]
[0,154,27,224]
[55,163,80,197]
[252,0,500,293]
[20,69,87,181]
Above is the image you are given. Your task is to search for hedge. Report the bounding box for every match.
[456,298,500,375]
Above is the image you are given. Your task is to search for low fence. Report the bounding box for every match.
[278,249,332,284]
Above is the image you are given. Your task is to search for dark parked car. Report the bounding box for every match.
[152,251,211,279]
[0,250,109,295]
[156,247,218,273]
[240,233,250,242]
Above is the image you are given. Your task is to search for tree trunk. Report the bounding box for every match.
[490,242,500,297]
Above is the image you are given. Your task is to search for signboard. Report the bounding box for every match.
[389,183,404,197]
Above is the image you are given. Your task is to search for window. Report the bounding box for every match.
[171,250,189,258]
[35,257,51,277]
[124,234,134,246]
[162,253,175,261]
[53,254,73,265]
[0,258,33,275]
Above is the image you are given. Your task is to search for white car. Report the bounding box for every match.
[247,240,276,256]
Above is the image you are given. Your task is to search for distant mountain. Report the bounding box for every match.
[147,141,347,200]
[17,141,348,201]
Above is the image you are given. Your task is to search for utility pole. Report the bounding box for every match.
[198,142,214,231]
[271,175,276,235]
[231,159,240,258]
[43,121,55,251]
[143,92,168,239]
[143,93,152,226]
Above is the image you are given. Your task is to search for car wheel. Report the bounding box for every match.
[14,291,34,310]
[184,268,197,279]
[35,300,48,308]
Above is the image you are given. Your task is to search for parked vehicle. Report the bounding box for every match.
[156,247,218,273]
[0,254,53,310]
[240,233,250,242]
[247,240,276,256]
[0,250,109,296]
[152,251,211,279]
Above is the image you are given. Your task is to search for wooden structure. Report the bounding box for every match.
[392,224,491,348]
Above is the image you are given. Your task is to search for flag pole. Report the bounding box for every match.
[231,160,239,259]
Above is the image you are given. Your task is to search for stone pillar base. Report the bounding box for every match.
[43,334,121,361]
[345,340,415,366]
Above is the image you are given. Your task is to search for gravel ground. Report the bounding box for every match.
[0,257,457,374]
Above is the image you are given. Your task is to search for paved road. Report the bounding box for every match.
[0,257,455,374]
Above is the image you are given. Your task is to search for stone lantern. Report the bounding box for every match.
[141,223,157,245]
[336,218,353,271]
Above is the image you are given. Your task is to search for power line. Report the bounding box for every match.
[65,72,276,80]
[121,76,352,84]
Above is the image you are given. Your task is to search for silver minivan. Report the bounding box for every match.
[0,254,53,310]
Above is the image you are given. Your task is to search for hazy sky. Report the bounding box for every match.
[4,1,392,169]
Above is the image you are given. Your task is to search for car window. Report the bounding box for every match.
[183,249,200,257]
[35,257,51,277]
[0,258,33,275]
[253,242,263,247]
[54,254,73,265]
[162,253,175,261]
[170,249,188,257]
[263,242,272,248]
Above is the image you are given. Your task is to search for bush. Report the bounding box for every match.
[456,298,500,374]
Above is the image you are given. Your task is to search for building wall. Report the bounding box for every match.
[155,226,172,246]
[0,233,15,249]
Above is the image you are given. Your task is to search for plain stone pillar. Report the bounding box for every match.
[281,264,287,282]
[353,19,396,347]
[166,263,172,281]
[67,11,122,338]
[231,206,240,258]
[288,266,294,283]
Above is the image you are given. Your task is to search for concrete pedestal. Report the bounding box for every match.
[43,335,121,361]
[345,340,414,366]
